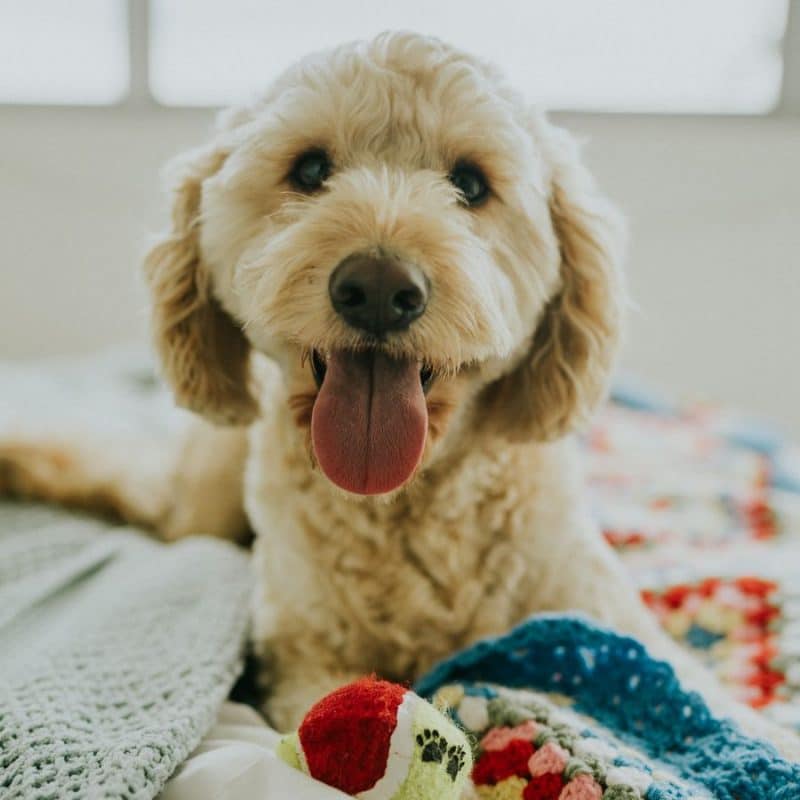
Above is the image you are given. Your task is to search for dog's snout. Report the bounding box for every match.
[329,253,428,335]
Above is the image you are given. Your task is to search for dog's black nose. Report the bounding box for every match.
[329,253,428,335]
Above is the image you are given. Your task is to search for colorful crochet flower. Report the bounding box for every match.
[600,786,640,799]
[522,772,565,800]
[473,739,536,786]
[643,575,787,710]
[527,742,569,777]
[558,774,604,799]
[481,721,540,752]
[458,695,490,731]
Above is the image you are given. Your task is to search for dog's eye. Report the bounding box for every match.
[449,163,489,206]
[290,150,331,191]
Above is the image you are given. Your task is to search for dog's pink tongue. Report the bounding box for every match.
[311,351,428,495]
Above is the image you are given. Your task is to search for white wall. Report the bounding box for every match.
[563,112,800,436]
[1,106,798,436]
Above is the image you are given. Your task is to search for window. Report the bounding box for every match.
[148,0,790,113]
[0,0,792,113]
[0,0,128,105]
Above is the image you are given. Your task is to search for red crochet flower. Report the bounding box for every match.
[472,739,535,785]
[522,772,565,800]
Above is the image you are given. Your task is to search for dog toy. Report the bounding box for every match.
[277,677,472,799]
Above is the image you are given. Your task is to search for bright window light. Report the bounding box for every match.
[0,0,129,105]
[149,0,788,113]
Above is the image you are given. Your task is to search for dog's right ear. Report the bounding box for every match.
[144,144,258,425]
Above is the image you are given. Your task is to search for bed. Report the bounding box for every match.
[1,350,799,799]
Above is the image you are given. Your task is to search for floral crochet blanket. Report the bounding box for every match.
[410,382,800,800]
[592,381,800,725]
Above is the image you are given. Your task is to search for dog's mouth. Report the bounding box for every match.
[309,349,433,495]
[310,350,434,393]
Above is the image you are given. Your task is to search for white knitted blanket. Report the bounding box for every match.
[0,501,252,800]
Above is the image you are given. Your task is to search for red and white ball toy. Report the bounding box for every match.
[278,678,472,799]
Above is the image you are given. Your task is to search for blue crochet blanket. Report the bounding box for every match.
[416,615,800,800]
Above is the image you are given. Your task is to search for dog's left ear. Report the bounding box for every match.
[487,121,625,441]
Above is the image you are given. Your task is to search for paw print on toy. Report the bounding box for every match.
[446,742,468,781]
[415,727,468,780]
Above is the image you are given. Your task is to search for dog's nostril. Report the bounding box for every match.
[392,287,425,315]
[335,282,367,308]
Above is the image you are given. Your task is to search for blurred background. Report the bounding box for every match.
[0,0,798,435]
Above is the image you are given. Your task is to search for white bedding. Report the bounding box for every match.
[161,703,348,800]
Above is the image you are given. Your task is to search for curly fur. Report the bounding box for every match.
[2,31,799,760]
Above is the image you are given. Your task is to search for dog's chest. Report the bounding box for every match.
[251,467,542,677]
[246,415,572,677]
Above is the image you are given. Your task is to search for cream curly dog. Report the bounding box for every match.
[2,32,799,757]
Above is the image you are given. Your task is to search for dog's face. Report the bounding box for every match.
[145,33,623,497]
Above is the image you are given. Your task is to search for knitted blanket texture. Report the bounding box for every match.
[0,503,251,800]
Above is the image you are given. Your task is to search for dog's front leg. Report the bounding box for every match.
[532,516,800,761]
[259,635,363,732]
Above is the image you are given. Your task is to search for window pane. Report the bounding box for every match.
[150,0,788,113]
[0,0,128,105]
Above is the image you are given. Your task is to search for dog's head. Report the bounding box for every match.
[145,32,624,497]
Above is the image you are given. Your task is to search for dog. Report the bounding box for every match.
[2,32,799,759]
